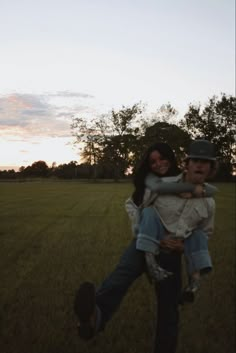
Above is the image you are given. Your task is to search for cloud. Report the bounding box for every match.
[47,91,94,99]
[0,91,95,139]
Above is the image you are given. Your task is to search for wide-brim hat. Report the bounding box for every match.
[186,140,216,161]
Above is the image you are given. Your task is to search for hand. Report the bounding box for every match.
[160,238,184,253]
[193,184,204,197]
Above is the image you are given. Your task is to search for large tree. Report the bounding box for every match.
[129,104,191,166]
[180,94,236,178]
[20,161,49,177]
[71,103,145,179]
[143,121,191,164]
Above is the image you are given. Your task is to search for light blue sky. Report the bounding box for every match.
[0,0,235,169]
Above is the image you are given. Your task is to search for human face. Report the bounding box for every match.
[149,150,171,176]
[185,159,211,184]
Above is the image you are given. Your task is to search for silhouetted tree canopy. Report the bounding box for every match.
[1,93,235,181]
[180,93,236,179]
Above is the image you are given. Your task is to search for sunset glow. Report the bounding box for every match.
[0,1,234,170]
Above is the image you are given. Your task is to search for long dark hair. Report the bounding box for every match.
[132,142,180,206]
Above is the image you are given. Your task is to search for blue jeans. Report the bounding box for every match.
[136,207,212,275]
[95,239,182,353]
[95,239,145,329]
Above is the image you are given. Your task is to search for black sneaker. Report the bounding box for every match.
[74,282,96,340]
[182,278,200,303]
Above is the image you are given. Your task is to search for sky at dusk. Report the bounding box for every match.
[0,0,235,170]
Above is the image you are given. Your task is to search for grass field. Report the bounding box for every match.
[0,181,235,353]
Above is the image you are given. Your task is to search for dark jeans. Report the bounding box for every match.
[96,239,145,327]
[153,252,182,353]
[95,239,182,353]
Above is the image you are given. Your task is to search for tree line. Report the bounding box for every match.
[1,93,235,181]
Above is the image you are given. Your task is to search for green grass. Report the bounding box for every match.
[0,181,235,353]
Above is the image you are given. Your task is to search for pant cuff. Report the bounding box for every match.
[185,250,213,275]
[136,233,160,254]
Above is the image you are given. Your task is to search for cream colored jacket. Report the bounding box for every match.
[125,174,215,238]
[152,194,215,239]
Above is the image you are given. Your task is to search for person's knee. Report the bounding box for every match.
[139,207,163,238]
[191,229,208,242]
[185,229,208,252]
[141,207,157,220]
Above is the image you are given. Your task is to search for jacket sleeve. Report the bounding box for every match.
[125,197,138,221]
[124,197,141,236]
[145,173,218,197]
[145,173,195,194]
